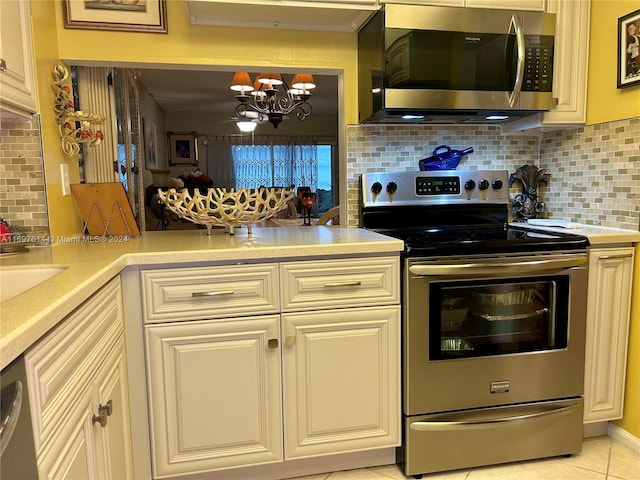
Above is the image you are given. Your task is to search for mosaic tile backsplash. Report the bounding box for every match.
[0,116,48,229]
[345,119,640,231]
[0,116,637,233]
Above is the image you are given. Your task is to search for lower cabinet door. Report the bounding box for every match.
[145,316,283,478]
[94,342,134,479]
[282,306,400,459]
[37,396,98,480]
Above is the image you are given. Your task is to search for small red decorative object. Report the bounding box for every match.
[0,224,11,242]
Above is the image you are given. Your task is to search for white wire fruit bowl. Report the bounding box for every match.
[157,187,295,235]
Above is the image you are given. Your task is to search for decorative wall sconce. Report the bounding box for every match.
[53,64,106,156]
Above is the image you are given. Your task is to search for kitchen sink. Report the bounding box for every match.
[0,266,67,302]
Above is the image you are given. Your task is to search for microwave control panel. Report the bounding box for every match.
[522,36,554,92]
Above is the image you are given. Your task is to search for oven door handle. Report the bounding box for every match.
[409,256,587,276]
[409,403,580,431]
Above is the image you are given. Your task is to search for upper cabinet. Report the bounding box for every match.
[540,0,590,126]
[379,0,544,10]
[0,0,37,118]
[185,0,378,31]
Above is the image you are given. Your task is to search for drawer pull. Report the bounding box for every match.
[268,338,279,349]
[599,254,633,260]
[286,335,296,346]
[323,281,362,288]
[192,290,234,297]
[0,59,6,72]
[92,399,113,428]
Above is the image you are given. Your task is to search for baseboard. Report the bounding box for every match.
[168,447,397,480]
[608,423,640,455]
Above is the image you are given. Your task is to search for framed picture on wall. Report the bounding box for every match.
[618,9,640,89]
[63,0,168,33]
[168,132,198,166]
[143,119,158,170]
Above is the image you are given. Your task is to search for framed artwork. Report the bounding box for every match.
[618,9,640,89]
[143,119,158,170]
[168,132,198,166]
[63,0,168,33]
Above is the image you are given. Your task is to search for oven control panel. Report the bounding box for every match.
[361,170,509,207]
[416,176,461,195]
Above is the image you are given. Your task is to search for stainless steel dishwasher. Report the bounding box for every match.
[1,355,38,479]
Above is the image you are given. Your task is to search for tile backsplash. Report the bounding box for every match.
[540,117,639,231]
[345,119,640,231]
[0,115,48,228]
[1,115,638,233]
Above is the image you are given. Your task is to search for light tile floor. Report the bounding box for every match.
[288,437,639,480]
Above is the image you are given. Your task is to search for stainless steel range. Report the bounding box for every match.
[361,170,590,478]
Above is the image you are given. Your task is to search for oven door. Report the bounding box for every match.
[404,251,588,415]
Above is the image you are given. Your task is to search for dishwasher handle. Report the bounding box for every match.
[409,256,587,277]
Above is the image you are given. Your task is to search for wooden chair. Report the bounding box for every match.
[316,206,340,225]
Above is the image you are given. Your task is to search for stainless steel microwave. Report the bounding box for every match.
[358,4,557,124]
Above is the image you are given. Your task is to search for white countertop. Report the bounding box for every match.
[0,227,404,371]
[509,221,640,245]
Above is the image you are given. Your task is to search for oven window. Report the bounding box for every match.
[429,276,569,360]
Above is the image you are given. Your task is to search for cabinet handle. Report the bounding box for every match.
[0,59,6,72]
[268,338,279,349]
[286,335,296,346]
[599,254,633,260]
[323,281,362,288]
[92,399,113,428]
[192,290,234,297]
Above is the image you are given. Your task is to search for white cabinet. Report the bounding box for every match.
[583,247,634,423]
[145,315,283,478]
[378,0,545,10]
[186,0,378,31]
[282,306,399,459]
[25,277,134,479]
[540,0,590,126]
[141,256,400,478]
[0,0,37,118]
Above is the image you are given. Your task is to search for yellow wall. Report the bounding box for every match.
[587,0,640,124]
[589,0,640,439]
[31,0,84,236]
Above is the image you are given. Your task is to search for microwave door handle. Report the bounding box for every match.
[508,13,526,108]
[408,256,587,277]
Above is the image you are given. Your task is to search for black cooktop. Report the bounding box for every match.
[369,223,590,256]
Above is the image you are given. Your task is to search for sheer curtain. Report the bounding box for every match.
[230,136,320,190]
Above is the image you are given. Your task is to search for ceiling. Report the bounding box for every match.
[134,69,338,116]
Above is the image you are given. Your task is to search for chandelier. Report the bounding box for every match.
[230,71,316,129]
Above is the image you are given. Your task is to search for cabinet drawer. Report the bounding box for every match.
[280,256,399,311]
[142,264,279,322]
[25,277,123,451]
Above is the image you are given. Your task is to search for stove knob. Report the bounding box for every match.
[464,179,476,191]
[478,179,490,191]
[371,182,382,195]
[492,178,504,190]
[386,181,398,194]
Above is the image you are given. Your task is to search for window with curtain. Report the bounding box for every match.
[206,135,335,212]
[233,142,318,190]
